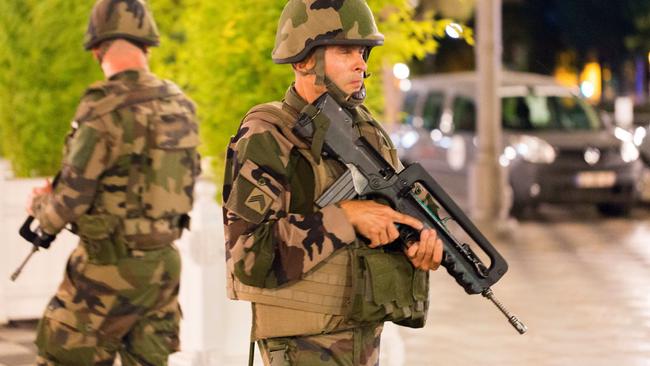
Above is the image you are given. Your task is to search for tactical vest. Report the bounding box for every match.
[72,74,200,250]
[228,102,352,318]
[227,100,428,338]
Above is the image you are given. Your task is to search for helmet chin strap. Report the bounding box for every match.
[324,77,366,109]
[304,47,371,109]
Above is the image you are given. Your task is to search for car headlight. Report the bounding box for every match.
[509,135,556,164]
[400,130,419,149]
[634,126,647,147]
[621,141,639,163]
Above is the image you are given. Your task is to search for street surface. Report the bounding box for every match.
[1,204,649,366]
[400,204,650,366]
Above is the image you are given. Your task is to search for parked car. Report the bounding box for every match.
[392,71,643,217]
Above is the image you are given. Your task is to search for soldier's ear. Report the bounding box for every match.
[293,60,310,74]
[91,48,100,61]
[293,52,317,74]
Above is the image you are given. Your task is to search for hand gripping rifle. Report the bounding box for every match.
[294,93,527,334]
[11,174,60,281]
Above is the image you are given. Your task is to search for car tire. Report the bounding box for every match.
[596,203,632,217]
[510,200,535,219]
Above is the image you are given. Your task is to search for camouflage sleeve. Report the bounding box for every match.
[224,120,356,288]
[31,114,118,235]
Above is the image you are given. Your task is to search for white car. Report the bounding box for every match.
[393,71,643,217]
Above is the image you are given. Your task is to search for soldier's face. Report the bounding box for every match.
[324,45,368,96]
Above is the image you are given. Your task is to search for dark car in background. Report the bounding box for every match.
[628,107,650,203]
[392,72,643,217]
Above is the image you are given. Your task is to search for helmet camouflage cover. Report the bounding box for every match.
[84,0,160,50]
[272,0,384,64]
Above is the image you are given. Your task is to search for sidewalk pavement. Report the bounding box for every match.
[0,320,37,366]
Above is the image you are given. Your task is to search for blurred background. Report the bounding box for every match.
[1,1,649,365]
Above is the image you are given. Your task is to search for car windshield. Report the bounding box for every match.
[502,95,601,131]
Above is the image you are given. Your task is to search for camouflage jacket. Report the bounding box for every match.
[223,86,412,289]
[32,69,200,238]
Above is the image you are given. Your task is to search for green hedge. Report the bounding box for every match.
[0,1,99,176]
[0,0,470,187]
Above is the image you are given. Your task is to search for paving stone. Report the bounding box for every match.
[1,205,650,366]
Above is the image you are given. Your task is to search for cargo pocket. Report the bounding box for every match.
[347,248,421,324]
[76,214,124,265]
[394,269,429,329]
[36,295,118,365]
[36,315,96,365]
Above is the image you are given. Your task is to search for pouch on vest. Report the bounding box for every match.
[140,111,200,220]
[347,245,429,328]
[75,214,127,265]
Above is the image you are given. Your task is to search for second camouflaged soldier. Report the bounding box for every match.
[223,1,443,365]
[26,0,200,365]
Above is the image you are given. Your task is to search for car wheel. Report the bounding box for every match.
[508,184,537,219]
[596,203,632,217]
[510,200,534,219]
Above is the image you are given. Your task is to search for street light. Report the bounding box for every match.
[399,79,412,92]
[445,22,464,39]
[393,63,411,91]
[393,63,410,80]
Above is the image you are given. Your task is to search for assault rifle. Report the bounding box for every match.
[11,174,60,281]
[294,93,527,334]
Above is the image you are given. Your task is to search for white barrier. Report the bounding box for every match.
[0,161,77,324]
[0,160,403,365]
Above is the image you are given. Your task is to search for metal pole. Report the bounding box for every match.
[469,0,504,223]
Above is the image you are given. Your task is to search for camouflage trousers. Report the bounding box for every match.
[35,240,182,366]
[258,323,383,366]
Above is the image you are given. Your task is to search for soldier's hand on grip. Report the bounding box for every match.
[406,229,443,271]
[338,200,423,248]
[25,179,53,216]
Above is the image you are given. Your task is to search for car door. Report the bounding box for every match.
[398,90,444,167]
[433,94,477,206]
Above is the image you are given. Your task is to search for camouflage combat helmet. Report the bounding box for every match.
[272,0,385,64]
[84,0,160,50]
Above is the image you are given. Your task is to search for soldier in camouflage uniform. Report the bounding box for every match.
[25,1,200,365]
[223,1,443,365]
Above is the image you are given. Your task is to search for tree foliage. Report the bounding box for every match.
[0,0,469,182]
[178,0,472,182]
[0,1,99,176]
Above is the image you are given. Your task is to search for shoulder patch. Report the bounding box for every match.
[245,187,273,215]
[224,157,283,225]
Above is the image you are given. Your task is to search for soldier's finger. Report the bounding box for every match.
[431,238,444,270]
[368,231,381,248]
[420,230,436,270]
[407,243,419,258]
[414,230,429,265]
[377,228,389,246]
[391,212,423,231]
[387,223,400,242]
[408,243,422,266]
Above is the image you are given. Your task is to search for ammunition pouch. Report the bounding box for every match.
[347,244,429,328]
[75,214,125,265]
[75,213,190,263]
[121,214,189,250]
